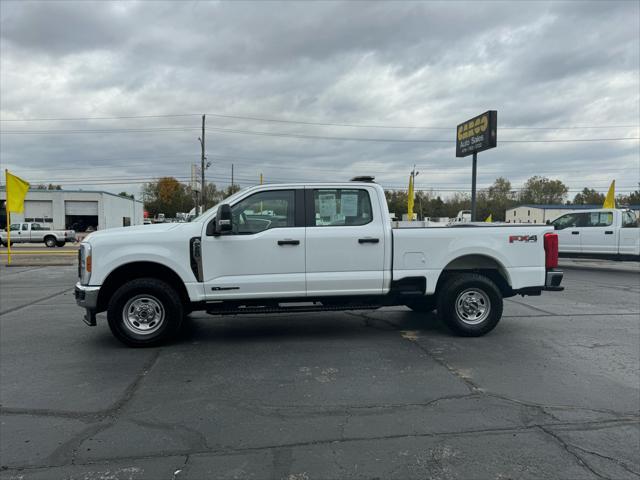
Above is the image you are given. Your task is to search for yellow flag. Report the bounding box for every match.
[5,170,30,213]
[485,214,493,222]
[407,174,414,220]
[603,180,615,209]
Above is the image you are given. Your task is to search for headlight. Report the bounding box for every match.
[79,242,92,285]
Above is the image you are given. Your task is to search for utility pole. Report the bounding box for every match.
[231,164,234,188]
[199,114,206,213]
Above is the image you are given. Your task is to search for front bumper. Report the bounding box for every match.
[75,283,100,326]
[544,269,564,291]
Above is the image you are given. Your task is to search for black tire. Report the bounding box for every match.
[44,236,56,248]
[56,241,66,247]
[406,297,436,313]
[437,273,503,337]
[107,278,184,347]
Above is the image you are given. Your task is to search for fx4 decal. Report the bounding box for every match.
[509,235,538,243]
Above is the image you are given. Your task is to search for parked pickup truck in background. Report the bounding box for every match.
[549,208,640,258]
[1,222,76,247]
[75,179,564,347]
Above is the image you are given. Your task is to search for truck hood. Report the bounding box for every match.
[83,222,198,243]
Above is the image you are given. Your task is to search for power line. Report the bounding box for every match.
[2,125,638,144]
[1,112,637,131]
[0,114,200,122]
[22,173,639,192]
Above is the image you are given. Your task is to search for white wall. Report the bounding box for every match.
[102,194,144,229]
[505,206,547,223]
[1,190,143,230]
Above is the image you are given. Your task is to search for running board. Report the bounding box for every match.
[206,302,380,316]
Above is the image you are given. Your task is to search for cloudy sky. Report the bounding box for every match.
[1,0,638,199]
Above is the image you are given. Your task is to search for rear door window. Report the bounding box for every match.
[585,212,613,227]
[311,189,372,226]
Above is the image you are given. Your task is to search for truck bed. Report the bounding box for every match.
[392,224,552,293]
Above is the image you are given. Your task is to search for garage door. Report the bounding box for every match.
[65,201,99,216]
[25,200,53,219]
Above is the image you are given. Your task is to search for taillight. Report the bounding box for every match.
[544,232,558,269]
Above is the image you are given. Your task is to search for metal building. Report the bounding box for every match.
[0,188,144,232]
[505,204,640,224]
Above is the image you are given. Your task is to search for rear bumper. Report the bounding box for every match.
[544,269,564,291]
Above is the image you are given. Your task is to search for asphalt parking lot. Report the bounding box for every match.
[1,264,639,479]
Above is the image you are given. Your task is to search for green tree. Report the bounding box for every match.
[616,183,640,206]
[519,176,568,205]
[118,191,134,199]
[572,188,605,205]
[480,177,516,221]
[143,177,193,217]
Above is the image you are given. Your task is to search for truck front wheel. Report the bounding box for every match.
[107,278,184,347]
[437,273,503,337]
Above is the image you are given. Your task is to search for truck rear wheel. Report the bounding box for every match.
[437,273,503,337]
[44,236,56,248]
[107,278,184,347]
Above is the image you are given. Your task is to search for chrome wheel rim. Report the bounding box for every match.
[455,288,490,325]
[122,294,165,335]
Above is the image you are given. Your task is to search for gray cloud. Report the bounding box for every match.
[0,0,638,199]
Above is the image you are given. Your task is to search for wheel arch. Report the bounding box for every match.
[435,254,512,297]
[97,261,189,313]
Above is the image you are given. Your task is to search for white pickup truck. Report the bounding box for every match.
[1,222,76,247]
[549,208,640,258]
[75,180,564,347]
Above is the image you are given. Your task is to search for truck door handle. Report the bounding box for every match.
[358,238,380,244]
[571,231,579,235]
[605,231,614,235]
[277,239,300,246]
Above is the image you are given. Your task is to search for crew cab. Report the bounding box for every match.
[75,180,563,347]
[1,222,75,247]
[549,208,640,258]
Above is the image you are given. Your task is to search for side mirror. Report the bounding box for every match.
[215,204,233,234]
[545,220,551,225]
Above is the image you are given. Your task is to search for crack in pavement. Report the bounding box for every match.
[568,443,640,477]
[0,288,72,316]
[3,307,637,476]
[1,349,162,421]
[537,425,609,480]
[3,418,638,474]
[12,349,164,471]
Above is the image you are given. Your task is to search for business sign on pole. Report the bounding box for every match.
[456,110,497,157]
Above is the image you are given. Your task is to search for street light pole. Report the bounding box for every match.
[471,152,477,221]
